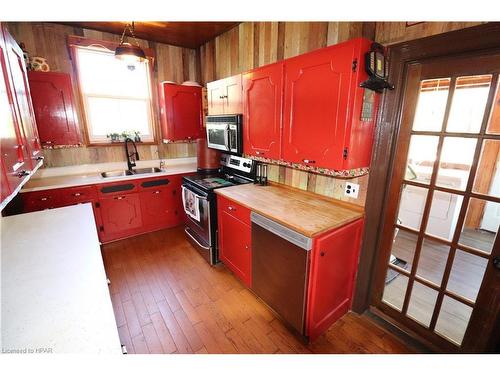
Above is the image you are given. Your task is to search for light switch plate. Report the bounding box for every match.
[344,182,360,198]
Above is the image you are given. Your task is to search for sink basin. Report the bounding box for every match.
[100,167,162,178]
[101,170,134,178]
[131,167,162,174]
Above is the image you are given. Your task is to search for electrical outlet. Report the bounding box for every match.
[344,182,360,199]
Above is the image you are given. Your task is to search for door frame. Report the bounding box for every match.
[352,22,500,353]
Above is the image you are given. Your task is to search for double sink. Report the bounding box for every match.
[100,167,162,178]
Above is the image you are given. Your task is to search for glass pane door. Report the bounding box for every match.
[380,72,500,348]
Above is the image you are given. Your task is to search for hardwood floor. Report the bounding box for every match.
[102,226,414,354]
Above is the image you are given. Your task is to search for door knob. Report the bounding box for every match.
[493,257,500,270]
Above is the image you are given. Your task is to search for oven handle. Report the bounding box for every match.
[185,227,211,250]
[181,185,208,201]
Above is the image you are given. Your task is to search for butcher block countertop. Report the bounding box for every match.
[1,204,122,354]
[215,183,364,237]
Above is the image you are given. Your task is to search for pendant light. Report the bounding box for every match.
[115,22,146,64]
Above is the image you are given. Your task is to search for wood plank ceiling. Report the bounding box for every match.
[55,22,240,48]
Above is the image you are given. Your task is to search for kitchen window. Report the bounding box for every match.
[73,44,155,144]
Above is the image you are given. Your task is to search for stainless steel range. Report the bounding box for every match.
[182,154,255,265]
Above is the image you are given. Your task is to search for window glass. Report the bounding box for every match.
[446,75,492,134]
[75,46,153,143]
[412,78,450,132]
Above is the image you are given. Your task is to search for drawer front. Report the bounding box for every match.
[217,195,251,226]
[98,181,138,197]
[22,190,62,212]
[139,176,172,191]
[60,185,97,204]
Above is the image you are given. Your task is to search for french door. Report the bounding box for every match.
[372,51,500,352]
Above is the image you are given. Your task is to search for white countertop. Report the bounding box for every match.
[21,157,197,193]
[1,204,122,354]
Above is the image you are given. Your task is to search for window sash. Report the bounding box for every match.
[72,44,156,144]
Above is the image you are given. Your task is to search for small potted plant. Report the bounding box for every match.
[120,131,130,141]
[133,131,141,143]
[106,132,120,142]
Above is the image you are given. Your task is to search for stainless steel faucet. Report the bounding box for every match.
[124,137,139,171]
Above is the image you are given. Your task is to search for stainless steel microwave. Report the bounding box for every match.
[206,114,242,155]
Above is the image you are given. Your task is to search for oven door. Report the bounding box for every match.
[182,184,215,264]
[206,123,229,152]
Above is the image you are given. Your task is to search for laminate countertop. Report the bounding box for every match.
[215,183,364,237]
[1,204,122,354]
[21,157,197,193]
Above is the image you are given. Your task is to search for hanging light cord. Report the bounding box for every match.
[119,22,138,45]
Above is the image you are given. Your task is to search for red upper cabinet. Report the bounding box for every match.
[28,71,81,147]
[159,83,203,142]
[306,219,364,341]
[283,41,354,170]
[282,38,376,170]
[242,63,283,160]
[2,27,41,166]
[0,31,28,200]
[207,75,242,115]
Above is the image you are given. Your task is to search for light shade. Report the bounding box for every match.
[115,42,146,63]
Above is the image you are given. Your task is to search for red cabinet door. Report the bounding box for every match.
[0,30,29,201]
[282,41,355,170]
[159,83,203,142]
[21,189,62,212]
[139,187,179,231]
[306,219,364,341]
[243,63,283,160]
[218,199,252,287]
[3,27,41,166]
[28,71,80,147]
[99,193,143,242]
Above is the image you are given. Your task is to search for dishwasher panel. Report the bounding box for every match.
[251,212,311,335]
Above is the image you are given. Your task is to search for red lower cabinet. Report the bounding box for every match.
[217,196,252,287]
[139,179,179,231]
[99,193,143,242]
[306,219,364,341]
[18,173,189,243]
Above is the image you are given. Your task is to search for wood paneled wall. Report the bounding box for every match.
[375,22,486,45]
[5,22,200,167]
[199,22,373,83]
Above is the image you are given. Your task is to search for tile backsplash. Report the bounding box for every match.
[266,163,368,207]
[40,143,196,168]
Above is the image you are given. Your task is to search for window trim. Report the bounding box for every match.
[68,35,158,146]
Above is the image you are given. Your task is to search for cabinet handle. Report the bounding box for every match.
[153,190,161,194]
[73,193,82,197]
[40,197,49,201]
[17,170,30,178]
[245,245,249,250]
[114,196,126,200]
[256,151,264,155]
[320,251,325,257]
[302,159,316,164]
[228,206,236,211]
